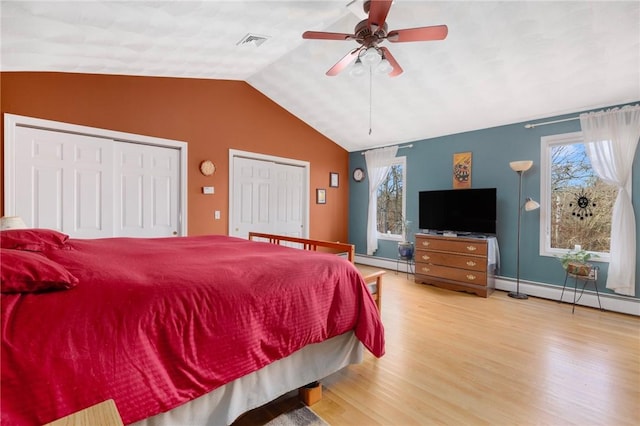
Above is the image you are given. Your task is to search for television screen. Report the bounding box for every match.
[419,188,497,234]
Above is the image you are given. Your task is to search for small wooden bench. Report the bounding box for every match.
[362,270,385,312]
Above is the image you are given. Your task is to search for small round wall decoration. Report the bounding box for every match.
[569,189,596,220]
[199,160,216,176]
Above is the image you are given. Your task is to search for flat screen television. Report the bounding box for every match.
[419,188,497,235]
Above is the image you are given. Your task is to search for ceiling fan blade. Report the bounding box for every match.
[380,47,403,77]
[368,0,393,29]
[302,31,354,41]
[326,49,361,76]
[387,25,448,42]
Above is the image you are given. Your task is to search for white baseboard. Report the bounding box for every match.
[355,254,640,316]
[355,254,410,271]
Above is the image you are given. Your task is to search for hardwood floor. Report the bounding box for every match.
[236,265,640,425]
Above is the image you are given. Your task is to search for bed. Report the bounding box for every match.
[0,229,384,425]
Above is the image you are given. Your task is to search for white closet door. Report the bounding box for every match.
[14,126,114,237]
[114,142,180,237]
[10,123,182,239]
[231,157,305,239]
[273,162,304,237]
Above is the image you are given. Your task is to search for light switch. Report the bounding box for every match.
[202,186,214,195]
[214,210,221,220]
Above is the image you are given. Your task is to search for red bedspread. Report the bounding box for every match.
[1,235,384,425]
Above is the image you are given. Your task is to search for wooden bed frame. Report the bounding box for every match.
[248,232,383,311]
[248,232,355,263]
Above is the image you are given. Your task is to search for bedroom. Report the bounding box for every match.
[1,0,639,425]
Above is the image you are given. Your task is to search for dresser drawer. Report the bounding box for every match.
[416,251,487,272]
[415,263,488,286]
[415,237,487,256]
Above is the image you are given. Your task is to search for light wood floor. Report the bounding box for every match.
[236,266,640,425]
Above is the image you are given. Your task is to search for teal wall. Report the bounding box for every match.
[348,103,640,298]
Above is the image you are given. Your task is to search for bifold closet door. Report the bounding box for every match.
[231,156,305,239]
[13,126,114,237]
[12,126,180,239]
[113,142,180,237]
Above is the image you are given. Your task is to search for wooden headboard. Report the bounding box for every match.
[248,232,355,264]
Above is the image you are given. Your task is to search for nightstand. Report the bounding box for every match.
[44,399,123,426]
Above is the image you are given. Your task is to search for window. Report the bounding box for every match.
[376,156,406,241]
[540,132,616,259]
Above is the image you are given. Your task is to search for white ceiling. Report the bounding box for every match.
[2,1,639,152]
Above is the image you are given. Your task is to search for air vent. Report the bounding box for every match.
[237,33,270,47]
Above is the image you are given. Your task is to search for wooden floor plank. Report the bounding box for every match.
[236,266,640,425]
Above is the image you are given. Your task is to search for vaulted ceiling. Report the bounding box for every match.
[2,1,639,152]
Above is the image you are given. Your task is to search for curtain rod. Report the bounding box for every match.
[524,117,579,129]
[361,144,413,155]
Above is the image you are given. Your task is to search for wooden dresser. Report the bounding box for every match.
[414,233,496,297]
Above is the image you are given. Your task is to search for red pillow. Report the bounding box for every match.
[0,229,69,252]
[1,249,78,293]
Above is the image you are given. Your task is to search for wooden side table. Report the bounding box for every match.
[44,399,124,426]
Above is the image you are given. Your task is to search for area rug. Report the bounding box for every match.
[264,406,329,426]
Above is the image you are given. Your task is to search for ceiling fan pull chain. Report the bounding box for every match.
[369,66,373,135]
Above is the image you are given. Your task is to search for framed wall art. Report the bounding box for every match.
[330,172,339,188]
[316,188,326,204]
[453,152,472,189]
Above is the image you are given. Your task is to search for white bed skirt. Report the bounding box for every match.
[133,332,362,426]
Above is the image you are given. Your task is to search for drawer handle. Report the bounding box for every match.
[421,255,431,261]
[421,241,430,247]
[466,274,477,281]
[466,260,477,267]
[466,245,477,252]
[421,267,431,273]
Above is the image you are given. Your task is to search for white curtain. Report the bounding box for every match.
[580,104,640,296]
[364,146,398,255]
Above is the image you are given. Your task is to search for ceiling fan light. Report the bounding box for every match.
[361,47,381,66]
[376,58,393,74]
[350,58,366,77]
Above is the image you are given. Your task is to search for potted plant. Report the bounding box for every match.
[557,249,597,277]
[397,216,414,259]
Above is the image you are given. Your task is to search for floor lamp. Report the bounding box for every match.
[509,161,540,300]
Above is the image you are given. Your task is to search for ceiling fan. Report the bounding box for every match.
[302,0,448,77]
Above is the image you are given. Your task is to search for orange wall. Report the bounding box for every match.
[0,72,349,242]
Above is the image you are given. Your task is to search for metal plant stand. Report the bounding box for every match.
[560,265,604,314]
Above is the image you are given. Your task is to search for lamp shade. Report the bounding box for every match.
[361,47,381,66]
[350,58,365,77]
[0,216,28,230]
[510,160,533,172]
[376,58,393,74]
[524,198,540,211]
